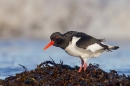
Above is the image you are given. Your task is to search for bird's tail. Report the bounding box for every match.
[108,46,119,50]
[101,43,119,52]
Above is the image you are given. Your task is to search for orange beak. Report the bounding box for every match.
[44,40,54,50]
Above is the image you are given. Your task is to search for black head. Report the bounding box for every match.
[44,32,69,50]
[50,32,64,47]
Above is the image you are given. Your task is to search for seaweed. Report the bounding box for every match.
[0,60,130,86]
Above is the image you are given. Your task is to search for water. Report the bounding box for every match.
[0,40,130,79]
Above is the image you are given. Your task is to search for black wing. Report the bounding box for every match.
[75,33,111,51]
[76,34,101,49]
[64,31,107,50]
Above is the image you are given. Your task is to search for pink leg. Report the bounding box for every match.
[78,59,84,72]
[78,65,83,72]
[83,63,87,71]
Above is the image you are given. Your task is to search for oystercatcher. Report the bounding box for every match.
[44,31,119,72]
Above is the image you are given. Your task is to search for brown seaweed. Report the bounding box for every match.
[0,60,130,86]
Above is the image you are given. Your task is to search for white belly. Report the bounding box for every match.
[65,44,82,57]
[65,44,103,58]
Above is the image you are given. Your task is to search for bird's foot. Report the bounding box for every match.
[78,65,83,72]
[78,63,87,72]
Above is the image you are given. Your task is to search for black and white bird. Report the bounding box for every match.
[44,31,119,72]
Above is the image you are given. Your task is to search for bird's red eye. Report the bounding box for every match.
[55,36,58,38]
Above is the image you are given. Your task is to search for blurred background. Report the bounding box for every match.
[0,0,130,79]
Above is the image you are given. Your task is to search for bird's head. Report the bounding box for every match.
[44,32,64,50]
